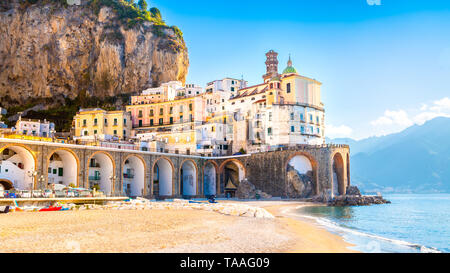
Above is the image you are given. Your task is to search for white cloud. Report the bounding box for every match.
[371,110,413,127]
[370,97,450,136]
[326,124,353,139]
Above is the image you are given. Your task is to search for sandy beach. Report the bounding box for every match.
[0,201,356,253]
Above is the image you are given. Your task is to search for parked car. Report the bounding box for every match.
[32,190,43,198]
[42,190,53,198]
[20,190,32,198]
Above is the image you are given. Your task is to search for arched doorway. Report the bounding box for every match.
[87,152,115,196]
[286,154,317,198]
[0,179,14,191]
[219,160,245,198]
[0,146,37,190]
[332,153,346,196]
[204,162,217,197]
[123,155,145,197]
[47,149,79,188]
[153,158,173,197]
[180,160,197,197]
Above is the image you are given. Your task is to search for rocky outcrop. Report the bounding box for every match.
[0,0,189,107]
[236,179,272,200]
[286,165,314,198]
[328,195,391,206]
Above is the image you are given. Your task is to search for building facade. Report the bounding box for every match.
[126,50,325,156]
[14,117,55,138]
[73,108,132,142]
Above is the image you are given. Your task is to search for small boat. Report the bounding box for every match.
[0,206,10,214]
[39,206,62,212]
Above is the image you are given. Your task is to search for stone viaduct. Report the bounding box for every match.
[0,138,350,199]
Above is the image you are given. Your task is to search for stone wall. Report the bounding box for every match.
[0,140,350,199]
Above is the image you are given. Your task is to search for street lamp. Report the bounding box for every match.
[27,170,37,198]
[109,175,117,197]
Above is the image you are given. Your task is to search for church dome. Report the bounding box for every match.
[282,55,298,74]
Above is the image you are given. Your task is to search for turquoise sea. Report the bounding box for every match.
[297,194,450,253]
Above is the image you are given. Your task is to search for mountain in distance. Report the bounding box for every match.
[329,117,450,194]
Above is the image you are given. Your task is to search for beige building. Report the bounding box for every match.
[73,108,132,141]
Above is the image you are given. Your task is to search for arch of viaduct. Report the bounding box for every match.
[0,139,350,199]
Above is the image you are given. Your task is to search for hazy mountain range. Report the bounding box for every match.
[329,117,450,194]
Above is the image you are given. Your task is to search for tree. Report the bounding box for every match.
[150,7,162,20]
[138,0,148,11]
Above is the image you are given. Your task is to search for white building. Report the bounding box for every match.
[206,78,248,98]
[14,117,55,138]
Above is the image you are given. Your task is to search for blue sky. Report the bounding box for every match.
[148,0,450,140]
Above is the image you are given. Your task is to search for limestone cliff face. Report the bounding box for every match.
[0,1,189,107]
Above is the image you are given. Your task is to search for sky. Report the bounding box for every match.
[147,0,450,140]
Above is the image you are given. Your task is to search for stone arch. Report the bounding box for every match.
[219,159,246,197]
[46,148,80,188]
[0,179,14,191]
[86,151,116,196]
[179,159,199,197]
[203,160,219,197]
[122,154,147,197]
[152,157,175,197]
[332,152,346,196]
[0,144,38,190]
[285,152,319,197]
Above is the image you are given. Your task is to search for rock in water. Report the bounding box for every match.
[0,0,189,106]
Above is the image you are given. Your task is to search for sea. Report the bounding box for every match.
[296,194,450,253]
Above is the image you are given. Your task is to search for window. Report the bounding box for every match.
[291,126,295,133]
[310,126,314,133]
[317,127,320,134]
[53,169,57,175]
[83,120,87,127]
[269,112,272,121]
[189,114,193,122]
[48,168,51,174]
[84,131,88,136]
[94,118,98,126]
[309,114,313,122]
[139,120,143,127]
[268,127,272,136]
[138,110,143,118]
[159,118,163,125]
[150,119,154,126]
[169,107,173,114]
[290,113,294,121]
[114,118,118,126]
[104,119,108,125]
[189,104,193,111]
[160,108,163,115]
[123,130,127,136]
[150,109,154,117]
[114,130,117,135]
[124,119,127,125]
[301,126,305,134]
[94,130,97,135]
[58,168,63,177]
[316,116,320,124]
[180,115,183,123]
[287,83,291,93]
[231,87,235,91]
[300,113,305,122]
[170,117,173,124]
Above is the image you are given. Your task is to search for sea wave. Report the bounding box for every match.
[284,206,441,253]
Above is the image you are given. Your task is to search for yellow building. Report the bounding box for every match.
[73,108,132,141]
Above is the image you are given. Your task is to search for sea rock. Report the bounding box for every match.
[236,179,272,199]
[328,195,391,207]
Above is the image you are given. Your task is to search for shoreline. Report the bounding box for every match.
[0,200,358,253]
[235,201,359,253]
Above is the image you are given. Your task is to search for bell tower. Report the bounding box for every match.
[263,50,279,82]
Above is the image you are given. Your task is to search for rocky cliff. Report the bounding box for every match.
[0,0,189,107]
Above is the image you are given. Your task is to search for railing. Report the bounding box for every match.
[89,176,101,181]
[0,189,96,199]
[123,174,135,179]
